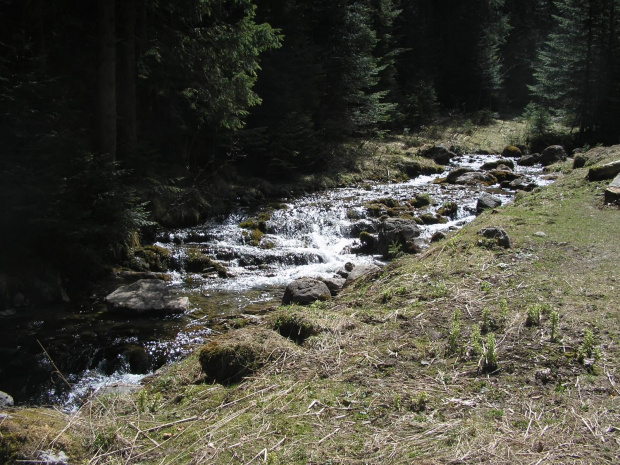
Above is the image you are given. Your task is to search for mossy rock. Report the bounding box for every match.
[242,228,264,246]
[198,328,298,385]
[133,246,171,272]
[437,201,458,218]
[185,252,228,277]
[501,145,522,158]
[411,193,433,208]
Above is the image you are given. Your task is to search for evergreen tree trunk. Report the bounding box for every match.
[118,0,137,161]
[97,0,117,162]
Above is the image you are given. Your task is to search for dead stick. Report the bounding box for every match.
[37,339,72,389]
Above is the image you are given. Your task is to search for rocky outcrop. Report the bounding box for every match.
[588,160,620,181]
[540,145,567,166]
[282,278,331,305]
[478,227,512,248]
[604,174,620,205]
[0,391,14,408]
[376,218,423,258]
[105,279,189,316]
[476,193,502,213]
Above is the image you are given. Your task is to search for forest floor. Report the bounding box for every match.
[2,123,620,464]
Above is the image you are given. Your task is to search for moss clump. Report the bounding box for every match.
[198,328,297,385]
[501,145,522,158]
[242,228,264,246]
[271,310,318,343]
[437,201,458,218]
[133,245,171,272]
[411,193,433,208]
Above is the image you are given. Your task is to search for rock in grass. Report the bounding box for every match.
[476,193,502,213]
[321,276,346,296]
[604,174,620,205]
[540,145,567,166]
[105,279,189,316]
[199,328,297,384]
[478,227,512,249]
[344,264,381,286]
[588,160,620,181]
[0,391,13,408]
[282,278,331,305]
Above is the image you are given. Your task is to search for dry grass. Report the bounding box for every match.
[3,145,620,464]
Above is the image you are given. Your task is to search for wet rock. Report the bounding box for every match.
[123,345,151,374]
[0,391,14,408]
[423,145,456,165]
[105,279,189,316]
[501,145,522,158]
[481,159,515,171]
[453,171,498,186]
[604,174,620,205]
[540,145,567,166]
[446,167,475,183]
[282,278,331,305]
[345,264,381,286]
[476,193,502,213]
[398,160,444,177]
[490,170,519,183]
[502,177,537,191]
[588,160,620,181]
[376,218,423,258]
[518,154,540,166]
[478,227,511,248]
[350,220,378,237]
[322,276,346,296]
[431,231,447,242]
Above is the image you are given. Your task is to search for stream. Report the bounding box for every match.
[0,153,553,409]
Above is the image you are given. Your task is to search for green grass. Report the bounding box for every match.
[4,142,620,464]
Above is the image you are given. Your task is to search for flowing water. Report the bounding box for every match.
[0,154,552,408]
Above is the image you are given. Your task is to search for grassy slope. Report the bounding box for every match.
[2,145,620,464]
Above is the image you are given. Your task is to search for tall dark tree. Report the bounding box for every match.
[530,0,620,137]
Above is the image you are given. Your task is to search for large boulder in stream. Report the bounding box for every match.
[105,279,189,316]
[377,218,423,258]
[282,278,331,305]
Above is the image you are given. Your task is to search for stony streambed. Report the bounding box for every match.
[0,152,554,408]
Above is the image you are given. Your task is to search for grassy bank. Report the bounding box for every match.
[2,145,619,464]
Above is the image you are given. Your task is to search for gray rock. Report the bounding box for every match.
[588,160,620,181]
[476,193,502,213]
[604,174,620,205]
[481,159,515,171]
[345,264,381,286]
[430,146,456,165]
[502,177,538,191]
[540,145,567,166]
[282,278,331,305]
[518,154,541,166]
[322,276,346,296]
[377,218,423,258]
[454,171,498,186]
[0,391,14,408]
[105,279,189,315]
[446,167,475,183]
[478,227,512,248]
[572,154,588,169]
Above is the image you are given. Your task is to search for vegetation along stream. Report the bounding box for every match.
[0,153,553,408]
